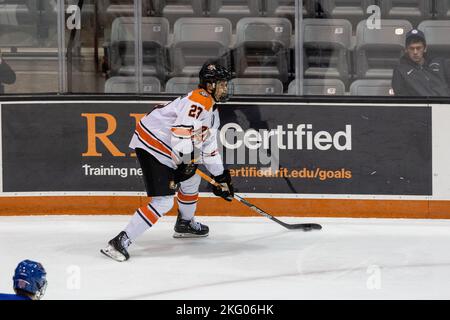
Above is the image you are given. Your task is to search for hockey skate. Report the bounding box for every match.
[100,231,131,262]
[173,212,209,238]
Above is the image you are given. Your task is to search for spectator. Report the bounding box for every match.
[392,29,450,96]
[0,260,47,300]
[0,49,16,94]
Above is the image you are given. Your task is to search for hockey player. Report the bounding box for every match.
[0,260,47,300]
[101,62,235,262]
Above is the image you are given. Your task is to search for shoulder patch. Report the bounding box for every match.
[199,90,209,98]
[189,89,214,111]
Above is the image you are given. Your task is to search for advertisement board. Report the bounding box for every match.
[2,102,432,196]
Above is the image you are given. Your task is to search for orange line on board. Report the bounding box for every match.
[0,196,448,219]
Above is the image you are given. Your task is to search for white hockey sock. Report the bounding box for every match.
[124,211,151,241]
[177,190,199,221]
[124,196,173,241]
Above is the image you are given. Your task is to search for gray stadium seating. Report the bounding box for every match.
[171,17,232,77]
[208,0,263,30]
[418,20,450,86]
[98,0,135,16]
[234,17,292,84]
[436,0,450,19]
[165,77,199,93]
[1,0,74,47]
[166,77,284,95]
[418,20,450,52]
[0,0,36,24]
[231,78,284,95]
[288,78,346,95]
[318,0,376,29]
[97,0,136,42]
[151,0,205,30]
[303,18,352,83]
[264,0,308,26]
[380,0,432,27]
[109,17,169,80]
[302,0,315,18]
[350,79,394,96]
[36,1,95,53]
[355,19,413,79]
[104,76,161,93]
[0,1,36,47]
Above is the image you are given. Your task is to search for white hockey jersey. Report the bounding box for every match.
[129,88,225,176]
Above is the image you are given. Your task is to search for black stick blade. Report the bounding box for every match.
[283,223,322,231]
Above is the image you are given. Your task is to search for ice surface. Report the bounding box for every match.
[1,215,450,300]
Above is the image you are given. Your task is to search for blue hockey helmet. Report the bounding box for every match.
[13,260,47,300]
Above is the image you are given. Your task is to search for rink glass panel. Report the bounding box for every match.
[0,0,60,93]
[0,1,448,97]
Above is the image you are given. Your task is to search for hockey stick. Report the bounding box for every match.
[196,169,322,231]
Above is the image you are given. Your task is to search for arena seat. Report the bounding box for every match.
[231,78,284,95]
[355,19,412,79]
[151,0,206,30]
[435,0,450,19]
[104,76,162,93]
[418,20,450,86]
[234,17,292,84]
[97,0,134,41]
[318,0,376,29]
[171,17,232,77]
[302,18,352,83]
[109,17,169,81]
[350,79,394,96]
[288,78,346,95]
[208,0,263,30]
[165,77,199,93]
[0,0,41,47]
[380,0,432,27]
[264,0,311,25]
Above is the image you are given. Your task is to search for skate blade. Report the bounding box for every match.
[173,232,209,239]
[100,245,127,262]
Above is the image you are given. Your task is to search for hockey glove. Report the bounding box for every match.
[212,170,234,202]
[174,163,198,183]
[175,145,202,183]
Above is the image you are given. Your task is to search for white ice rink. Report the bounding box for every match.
[1,215,450,300]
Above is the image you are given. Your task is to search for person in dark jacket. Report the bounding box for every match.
[0,49,16,94]
[392,29,450,97]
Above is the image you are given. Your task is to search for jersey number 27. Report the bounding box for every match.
[188,105,203,119]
